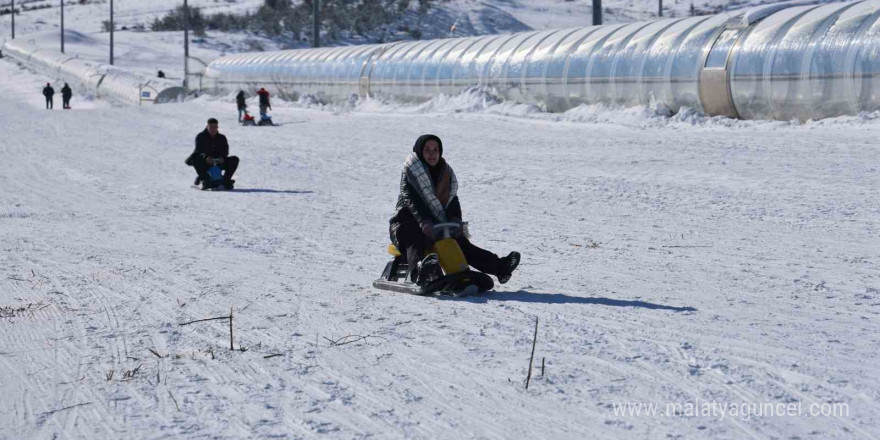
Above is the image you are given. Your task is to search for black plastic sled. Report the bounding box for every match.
[373,223,494,297]
[372,256,493,297]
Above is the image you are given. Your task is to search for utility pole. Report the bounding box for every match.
[592,0,602,25]
[184,0,189,89]
[313,0,320,48]
[61,0,65,52]
[11,0,14,39]
[659,0,663,17]
[110,0,114,64]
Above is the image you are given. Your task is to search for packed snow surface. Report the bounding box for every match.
[1,56,879,439]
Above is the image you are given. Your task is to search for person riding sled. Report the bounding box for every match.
[389,134,520,287]
[185,118,239,190]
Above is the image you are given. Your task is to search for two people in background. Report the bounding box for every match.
[41,83,73,109]
[236,88,272,124]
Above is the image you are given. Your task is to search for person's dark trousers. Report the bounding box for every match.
[46,97,53,109]
[455,236,501,276]
[185,152,210,181]
[393,222,429,282]
[220,156,239,183]
[63,97,70,108]
[392,222,501,280]
[188,154,240,183]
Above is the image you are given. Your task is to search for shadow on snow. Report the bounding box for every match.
[226,189,315,194]
[441,290,696,312]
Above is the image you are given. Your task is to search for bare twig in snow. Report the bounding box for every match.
[525,317,538,389]
[324,334,388,347]
[147,348,164,358]
[41,402,92,416]
[122,364,142,380]
[167,390,180,411]
[263,353,283,359]
[240,298,257,312]
[178,316,230,326]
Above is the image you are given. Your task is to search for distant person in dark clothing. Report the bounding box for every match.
[236,90,247,122]
[61,83,72,109]
[157,70,166,79]
[42,83,54,109]
[185,118,239,190]
[257,87,271,116]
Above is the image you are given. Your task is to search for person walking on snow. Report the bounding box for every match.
[185,118,240,190]
[236,90,247,122]
[61,83,72,109]
[42,83,55,109]
[257,87,271,117]
[389,134,520,286]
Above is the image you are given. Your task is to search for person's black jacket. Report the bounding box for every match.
[236,91,246,109]
[390,135,462,236]
[42,86,54,97]
[61,85,72,99]
[185,129,230,166]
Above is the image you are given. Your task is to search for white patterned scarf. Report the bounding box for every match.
[403,152,458,223]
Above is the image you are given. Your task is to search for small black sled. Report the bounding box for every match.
[373,222,493,297]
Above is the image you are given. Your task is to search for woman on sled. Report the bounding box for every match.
[388,134,520,292]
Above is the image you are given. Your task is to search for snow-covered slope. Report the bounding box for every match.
[2,44,879,439]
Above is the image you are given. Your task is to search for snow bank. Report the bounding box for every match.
[247,85,880,131]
